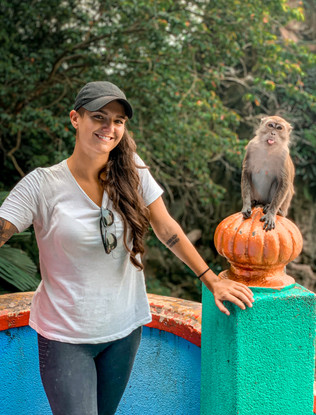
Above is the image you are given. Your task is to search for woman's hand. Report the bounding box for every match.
[201,272,254,316]
[148,197,254,316]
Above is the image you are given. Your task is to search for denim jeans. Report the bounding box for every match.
[37,327,142,415]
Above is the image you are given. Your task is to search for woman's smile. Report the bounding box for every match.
[94,133,115,143]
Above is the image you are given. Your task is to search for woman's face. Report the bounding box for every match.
[70,100,127,158]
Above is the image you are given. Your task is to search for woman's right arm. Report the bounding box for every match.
[0,218,18,248]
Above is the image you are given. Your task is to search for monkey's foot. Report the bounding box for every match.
[260,212,276,231]
[241,207,252,219]
[263,204,270,214]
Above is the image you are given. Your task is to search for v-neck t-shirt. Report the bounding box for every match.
[0,155,163,343]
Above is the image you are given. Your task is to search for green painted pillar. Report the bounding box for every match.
[201,284,316,414]
[201,209,316,414]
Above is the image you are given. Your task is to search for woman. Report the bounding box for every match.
[0,81,253,415]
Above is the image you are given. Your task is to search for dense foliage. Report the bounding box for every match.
[0,0,315,298]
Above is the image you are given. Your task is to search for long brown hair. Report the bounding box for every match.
[98,129,150,270]
[76,107,150,269]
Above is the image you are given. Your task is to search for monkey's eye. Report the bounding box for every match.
[276,125,283,130]
[268,123,274,128]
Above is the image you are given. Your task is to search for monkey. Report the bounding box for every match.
[241,115,295,231]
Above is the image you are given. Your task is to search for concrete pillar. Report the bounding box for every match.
[201,208,316,415]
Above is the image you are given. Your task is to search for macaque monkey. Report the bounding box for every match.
[241,116,295,231]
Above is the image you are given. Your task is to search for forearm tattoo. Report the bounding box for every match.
[166,234,180,249]
[0,218,18,246]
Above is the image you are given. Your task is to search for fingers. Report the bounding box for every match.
[263,220,275,231]
[214,299,230,316]
[224,293,248,310]
[233,284,254,308]
[233,281,254,297]
[213,280,255,315]
[215,294,248,316]
[232,289,254,309]
[260,213,276,231]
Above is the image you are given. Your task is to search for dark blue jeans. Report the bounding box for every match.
[37,327,142,415]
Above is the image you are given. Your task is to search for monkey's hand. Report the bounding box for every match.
[241,206,252,219]
[260,211,276,231]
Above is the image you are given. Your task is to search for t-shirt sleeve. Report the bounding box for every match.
[135,154,164,206]
[0,170,41,232]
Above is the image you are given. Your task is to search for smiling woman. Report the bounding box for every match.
[0,80,254,415]
[70,102,127,159]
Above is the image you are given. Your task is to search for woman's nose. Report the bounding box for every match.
[101,120,114,132]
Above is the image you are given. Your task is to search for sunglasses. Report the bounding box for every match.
[100,208,117,254]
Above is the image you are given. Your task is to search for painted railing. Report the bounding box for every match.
[1,274,315,413]
[0,292,202,415]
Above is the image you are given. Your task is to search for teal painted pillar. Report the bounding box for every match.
[201,208,316,414]
[201,283,316,415]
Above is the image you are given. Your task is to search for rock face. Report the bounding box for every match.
[214,206,303,288]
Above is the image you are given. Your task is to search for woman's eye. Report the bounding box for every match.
[93,115,103,120]
[115,119,124,125]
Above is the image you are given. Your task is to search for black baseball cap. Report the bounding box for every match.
[74,81,133,119]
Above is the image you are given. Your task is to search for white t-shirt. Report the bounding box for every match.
[0,155,163,344]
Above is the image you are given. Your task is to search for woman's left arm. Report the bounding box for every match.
[148,196,254,315]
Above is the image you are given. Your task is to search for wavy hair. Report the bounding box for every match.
[98,129,150,269]
[76,108,150,269]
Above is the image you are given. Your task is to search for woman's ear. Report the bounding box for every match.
[69,110,80,130]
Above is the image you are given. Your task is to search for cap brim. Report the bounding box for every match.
[82,96,133,119]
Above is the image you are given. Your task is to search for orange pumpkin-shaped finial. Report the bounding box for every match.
[214,207,303,288]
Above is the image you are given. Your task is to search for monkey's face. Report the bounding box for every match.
[258,116,292,146]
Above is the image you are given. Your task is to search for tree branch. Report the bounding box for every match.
[7,131,25,177]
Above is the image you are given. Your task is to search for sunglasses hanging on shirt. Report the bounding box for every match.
[100,207,117,254]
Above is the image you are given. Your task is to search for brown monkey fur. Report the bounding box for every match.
[241,116,295,231]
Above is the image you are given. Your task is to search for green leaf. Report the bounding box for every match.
[0,191,9,204]
[0,246,40,291]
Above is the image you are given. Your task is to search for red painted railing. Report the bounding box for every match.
[0,292,202,346]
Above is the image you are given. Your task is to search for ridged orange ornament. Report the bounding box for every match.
[214,207,303,288]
